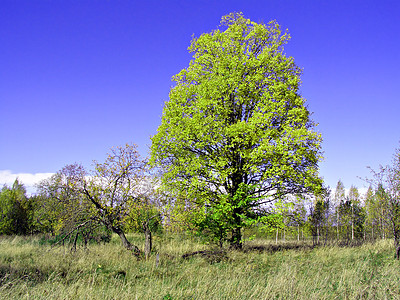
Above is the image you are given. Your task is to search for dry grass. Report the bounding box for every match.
[0,234,399,299]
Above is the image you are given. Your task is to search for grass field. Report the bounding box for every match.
[0,234,399,299]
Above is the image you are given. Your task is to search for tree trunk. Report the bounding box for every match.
[229,206,242,249]
[71,232,79,252]
[143,220,152,260]
[351,204,354,240]
[297,224,300,241]
[324,224,328,246]
[230,226,242,249]
[372,225,374,240]
[337,210,339,240]
[113,226,141,257]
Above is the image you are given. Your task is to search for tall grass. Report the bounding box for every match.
[0,234,399,299]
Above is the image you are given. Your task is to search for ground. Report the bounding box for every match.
[0,234,399,299]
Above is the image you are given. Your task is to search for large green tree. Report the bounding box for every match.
[150,13,323,248]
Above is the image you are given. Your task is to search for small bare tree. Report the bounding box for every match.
[367,145,400,258]
[37,144,150,257]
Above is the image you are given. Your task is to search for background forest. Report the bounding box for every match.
[1,142,400,251]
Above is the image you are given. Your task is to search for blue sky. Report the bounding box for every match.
[1,0,399,195]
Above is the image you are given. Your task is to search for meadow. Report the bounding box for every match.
[0,234,399,299]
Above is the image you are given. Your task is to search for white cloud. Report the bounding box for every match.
[0,170,54,193]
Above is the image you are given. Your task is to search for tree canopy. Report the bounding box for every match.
[150,12,323,248]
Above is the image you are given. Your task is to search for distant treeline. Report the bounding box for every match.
[1,173,399,248]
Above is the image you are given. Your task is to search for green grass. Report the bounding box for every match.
[0,234,399,299]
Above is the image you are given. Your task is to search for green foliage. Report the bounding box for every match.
[160,195,199,233]
[364,185,379,238]
[29,194,60,234]
[334,180,346,204]
[124,201,162,234]
[367,144,400,244]
[35,165,97,235]
[257,213,285,234]
[336,186,365,241]
[308,195,329,241]
[0,187,15,234]
[0,179,34,235]
[151,12,323,248]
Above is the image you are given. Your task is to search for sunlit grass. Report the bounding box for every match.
[0,234,399,299]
